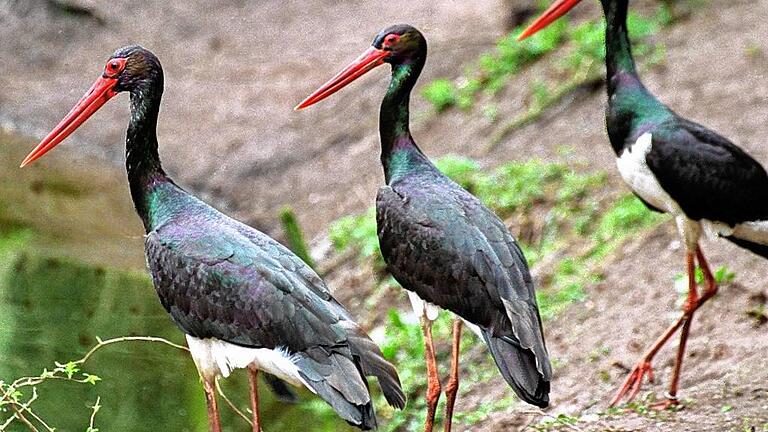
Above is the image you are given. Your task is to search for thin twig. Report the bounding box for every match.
[0,386,45,432]
[0,336,188,431]
[15,389,55,432]
[76,336,189,365]
[87,396,101,431]
[215,380,253,426]
[2,401,39,432]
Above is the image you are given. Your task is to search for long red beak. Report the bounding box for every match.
[20,76,119,167]
[294,46,389,110]
[517,0,583,41]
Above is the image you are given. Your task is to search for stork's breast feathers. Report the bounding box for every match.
[642,121,768,225]
[616,133,679,215]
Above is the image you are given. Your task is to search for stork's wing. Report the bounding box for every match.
[145,223,347,351]
[145,216,405,410]
[646,117,768,224]
[377,182,551,379]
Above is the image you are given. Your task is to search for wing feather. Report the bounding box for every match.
[647,118,768,224]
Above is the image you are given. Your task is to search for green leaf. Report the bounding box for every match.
[83,373,102,385]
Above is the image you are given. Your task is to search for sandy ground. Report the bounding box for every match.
[3,0,768,430]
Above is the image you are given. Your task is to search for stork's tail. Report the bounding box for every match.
[346,325,407,410]
[725,235,768,260]
[295,349,377,430]
[481,329,551,408]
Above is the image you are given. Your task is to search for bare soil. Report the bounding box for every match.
[2,0,768,430]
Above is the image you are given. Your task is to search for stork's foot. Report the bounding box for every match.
[610,359,655,407]
[649,394,681,411]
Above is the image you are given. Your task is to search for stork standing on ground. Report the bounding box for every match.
[296,24,552,432]
[519,0,768,408]
[20,45,405,431]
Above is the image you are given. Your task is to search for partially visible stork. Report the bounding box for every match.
[519,0,768,408]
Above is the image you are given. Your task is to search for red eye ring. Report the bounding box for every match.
[104,58,127,78]
[383,34,400,47]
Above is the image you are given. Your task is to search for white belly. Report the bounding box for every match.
[615,133,680,215]
[616,134,768,249]
[406,291,483,338]
[186,335,308,389]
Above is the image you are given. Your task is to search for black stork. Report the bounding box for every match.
[19,45,405,431]
[296,25,552,432]
[519,0,768,408]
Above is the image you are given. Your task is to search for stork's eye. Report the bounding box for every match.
[383,34,400,48]
[104,58,127,77]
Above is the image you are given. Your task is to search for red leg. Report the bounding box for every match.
[650,318,692,410]
[696,246,719,302]
[248,367,261,432]
[683,250,699,314]
[609,315,686,406]
[443,319,462,432]
[653,250,699,408]
[654,246,720,408]
[421,313,441,432]
[609,251,697,407]
[203,377,222,432]
[611,246,722,408]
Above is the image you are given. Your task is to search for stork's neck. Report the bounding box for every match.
[601,0,670,153]
[380,58,430,183]
[125,75,171,231]
[601,0,638,88]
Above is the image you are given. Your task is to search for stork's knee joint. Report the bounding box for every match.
[444,378,458,395]
[427,381,442,400]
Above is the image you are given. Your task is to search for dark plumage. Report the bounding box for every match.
[377,166,551,405]
[145,187,405,422]
[297,24,551,431]
[147,150,400,424]
[642,118,768,229]
[21,45,403,432]
[520,0,768,408]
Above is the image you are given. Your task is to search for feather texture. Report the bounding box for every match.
[377,159,552,405]
[145,184,404,429]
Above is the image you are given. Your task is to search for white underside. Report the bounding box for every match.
[406,291,483,338]
[185,335,311,391]
[616,133,768,249]
[616,133,680,215]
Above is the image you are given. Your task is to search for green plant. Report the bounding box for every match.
[593,194,661,243]
[475,160,568,214]
[433,155,480,192]
[421,17,568,112]
[454,395,517,426]
[422,79,458,112]
[329,207,382,268]
[279,205,315,269]
[529,413,582,431]
[0,336,188,431]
